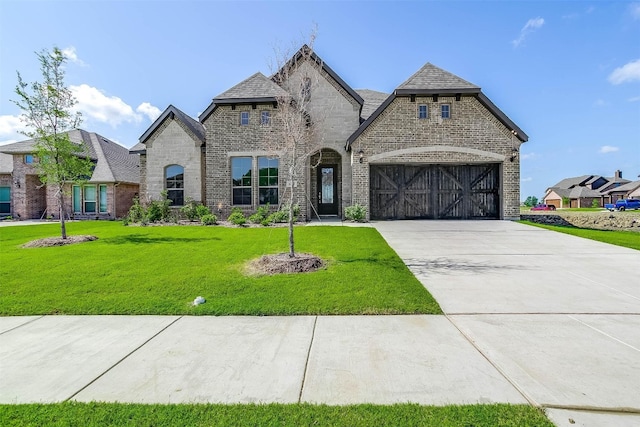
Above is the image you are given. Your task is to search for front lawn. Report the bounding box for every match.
[520,221,640,250]
[0,402,553,427]
[0,222,441,315]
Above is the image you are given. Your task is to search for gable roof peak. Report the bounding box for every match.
[138,104,205,146]
[396,62,480,93]
[214,72,288,101]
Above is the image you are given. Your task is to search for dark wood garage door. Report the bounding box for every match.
[370,164,500,220]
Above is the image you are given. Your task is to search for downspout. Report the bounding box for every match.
[114,182,120,219]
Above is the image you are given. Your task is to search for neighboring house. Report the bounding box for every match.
[543,170,632,208]
[133,46,528,221]
[0,129,139,220]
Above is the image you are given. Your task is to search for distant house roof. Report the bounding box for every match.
[137,105,205,150]
[605,179,640,194]
[0,129,139,184]
[356,89,390,120]
[550,175,594,190]
[346,62,528,149]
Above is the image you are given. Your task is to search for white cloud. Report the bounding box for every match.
[70,84,142,127]
[512,17,545,48]
[521,177,533,182]
[630,3,640,20]
[0,114,27,137]
[61,46,86,66]
[521,152,538,160]
[628,96,640,102]
[608,59,640,84]
[136,102,162,122]
[599,145,619,154]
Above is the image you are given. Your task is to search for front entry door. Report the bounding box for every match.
[318,165,338,215]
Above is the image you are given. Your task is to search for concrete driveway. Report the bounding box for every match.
[375,220,640,426]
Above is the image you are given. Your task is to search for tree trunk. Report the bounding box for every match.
[58,186,67,239]
[288,201,295,257]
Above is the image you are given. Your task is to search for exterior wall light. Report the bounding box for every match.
[358,149,364,164]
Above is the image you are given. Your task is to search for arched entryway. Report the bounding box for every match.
[309,149,342,218]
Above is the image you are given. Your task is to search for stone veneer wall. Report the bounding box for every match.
[350,95,523,220]
[282,61,360,214]
[142,119,204,204]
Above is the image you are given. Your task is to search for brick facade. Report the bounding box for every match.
[350,96,522,220]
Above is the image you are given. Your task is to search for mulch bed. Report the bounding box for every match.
[247,252,324,275]
[21,235,98,248]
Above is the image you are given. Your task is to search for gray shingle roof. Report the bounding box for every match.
[550,175,593,189]
[396,63,480,93]
[214,72,289,101]
[0,129,139,184]
[356,89,390,120]
[610,180,640,193]
[138,105,205,146]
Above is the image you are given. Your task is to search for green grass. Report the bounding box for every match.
[521,221,640,250]
[0,222,440,315]
[0,402,554,427]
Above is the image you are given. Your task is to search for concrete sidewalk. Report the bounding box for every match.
[1,220,639,427]
[0,315,525,405]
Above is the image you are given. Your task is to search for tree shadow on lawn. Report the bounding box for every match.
[405,257,530,276]
[102,234,220,245]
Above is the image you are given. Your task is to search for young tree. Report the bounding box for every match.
[523,196,538,207]
[268,33,326,257]
[12,47,93,239]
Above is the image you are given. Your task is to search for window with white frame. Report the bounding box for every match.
[418,105,428,119]
[232,157,252,205]
[99,184,108,213]
[441,104,451,119]
[258,157,278,205]
[72,184,107,214]
[166,165,184,206]
[240,111,249,126]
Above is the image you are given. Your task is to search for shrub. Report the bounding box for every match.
[227,208,247,226]
[180,199,200,221]
[195,204,211,218]
[267,204,300,224]
[146,191,172,223]
[200,213,217,225]
[591,199,600,208]
[345,204,367,222]
[249,204,270,224]
[126,197,146,223]
[181,200,211,221]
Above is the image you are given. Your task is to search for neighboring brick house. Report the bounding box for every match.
[543,170,632,208]
[133,46,528,221]
[0,129,139,220]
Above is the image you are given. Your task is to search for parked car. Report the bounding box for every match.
[604,199,640,211]
[530,204,556,211]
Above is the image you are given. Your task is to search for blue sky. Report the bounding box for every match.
[1,0,639,200]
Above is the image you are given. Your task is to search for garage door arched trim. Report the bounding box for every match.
[368,146,506,163]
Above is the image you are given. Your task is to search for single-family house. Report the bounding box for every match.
[543,170,632,208]
[0,129,140,220]
[132,46,528,221]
